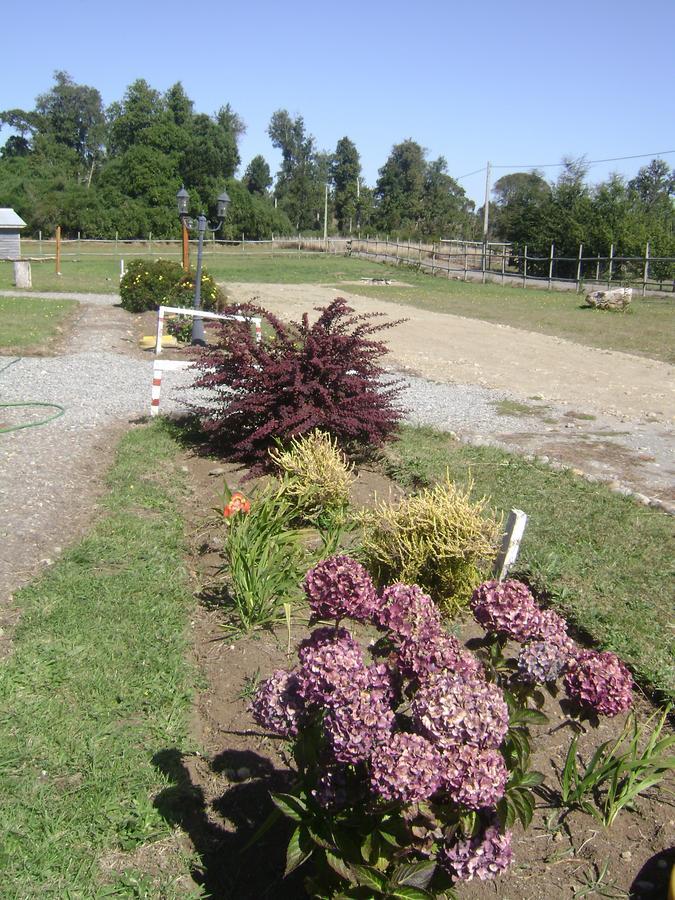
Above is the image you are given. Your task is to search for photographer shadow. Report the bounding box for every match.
[152,745,306,899]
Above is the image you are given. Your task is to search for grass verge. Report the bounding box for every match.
[0,296,78,352]
[384,425,675,701]
[0,421,198,898]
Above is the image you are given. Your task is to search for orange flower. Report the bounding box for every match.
[223,491,251,517]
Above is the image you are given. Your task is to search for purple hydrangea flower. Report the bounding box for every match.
[304,555,378,622]
[517,638,574,683]
[532,608,570,643]
[443,745,508,809]
[375,583,442,639]
[323,676,395,764]
[396,631,484,682]
[564,649,633,716]
[441,824,513,882]
[471,579,542,642]
[250,669,304,737]
[370,732,443,803]
[296,626,365,706]
[413,672,509,750]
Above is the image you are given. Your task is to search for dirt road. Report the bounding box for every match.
[226,283,674,423]
[226,283,674,506]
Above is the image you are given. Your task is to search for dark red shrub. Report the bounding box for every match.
[190,298,405,472]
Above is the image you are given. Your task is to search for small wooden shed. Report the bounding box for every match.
[0,208,27,259]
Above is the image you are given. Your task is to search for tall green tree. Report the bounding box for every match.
[374,139,426,234]
[34,71,106,169]
[421,156,474,238]
[244,154,272,194]
[331,137,360,233]
[490,170,551,244]
[268,109,323,231]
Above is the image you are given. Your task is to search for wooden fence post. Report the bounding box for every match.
[608,243,614,287]
[576,244,583,293]
[548,243,554,289]
[523,245,528,287]
[595,254,601,283]
[55,225,61,275]
[643,242,650,296]
[493,509,528,581]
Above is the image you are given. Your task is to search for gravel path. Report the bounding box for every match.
[1,290,672,650]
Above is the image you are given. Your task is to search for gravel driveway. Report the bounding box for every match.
[1,289,673,651]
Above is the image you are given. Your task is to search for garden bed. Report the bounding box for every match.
[164,444,674,900]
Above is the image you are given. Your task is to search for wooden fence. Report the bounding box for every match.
[345,238,675,296]
[13,234,675,295]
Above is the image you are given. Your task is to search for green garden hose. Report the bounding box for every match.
[0,357,66,433]
[0,402,66,433]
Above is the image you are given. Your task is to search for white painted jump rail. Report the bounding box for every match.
[149,305,263,415]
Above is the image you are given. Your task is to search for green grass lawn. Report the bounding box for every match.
[384,426,675,702]
[2,250,673,362]
[0,296,78,352]
[0,422,197,898]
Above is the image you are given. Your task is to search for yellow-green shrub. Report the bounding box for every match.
[358,475,500,614]
[269,430,355,524]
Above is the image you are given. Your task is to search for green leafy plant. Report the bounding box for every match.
[165,314,193,343]
[220,486,308,633]
[558,704,675,826]
[358,475,500,614]
[269,430,355,527]
[120,258,224,313]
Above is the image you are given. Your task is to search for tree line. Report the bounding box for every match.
[0,72,673,271]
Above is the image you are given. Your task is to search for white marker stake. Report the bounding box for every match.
[493,508,528,581]
[150,359,191,416]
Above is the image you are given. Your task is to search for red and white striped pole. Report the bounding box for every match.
[151,361,163,416]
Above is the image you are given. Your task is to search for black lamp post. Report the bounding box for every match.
[176,187,230,345]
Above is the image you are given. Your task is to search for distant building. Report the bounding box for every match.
[0,208,27,260]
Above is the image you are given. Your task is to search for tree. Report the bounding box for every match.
[374,140,426,234]
[628,159,674,208]
[490,170,551,244]
[421,156,474,238]
[331,137,360,233]
[107,79,164,156]
[244,155,272,195]
[268,109,323,231]
[34,71,106,169]
[165,81,193,126]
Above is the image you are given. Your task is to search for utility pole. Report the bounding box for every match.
[482,161,491,279]
[482,161,491,242]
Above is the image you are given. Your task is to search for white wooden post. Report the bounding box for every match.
[576,244,583,293]
[642,242,650,297]
[493,509,528,581]
[523,245,528,287]
[548,243,554,290]
[608,243,614,287]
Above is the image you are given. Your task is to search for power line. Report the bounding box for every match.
[490,150,674,170]
[456,166,487,180]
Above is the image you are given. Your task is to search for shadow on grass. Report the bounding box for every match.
[153,746,306,899]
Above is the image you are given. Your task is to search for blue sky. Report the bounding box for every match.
[2,0,674,205]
